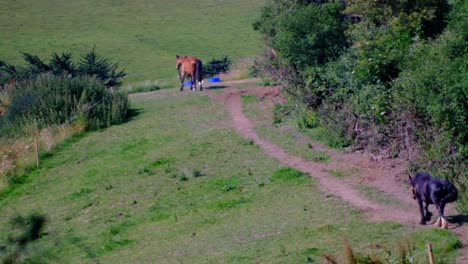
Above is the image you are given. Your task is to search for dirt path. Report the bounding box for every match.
[206,84,467,263]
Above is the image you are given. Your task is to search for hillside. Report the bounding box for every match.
[0,82,462,263]
[0,0,266,84]
[1,1,466,262]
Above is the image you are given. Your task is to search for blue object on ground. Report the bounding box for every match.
[184,81,192,87]
[208,77,221,83]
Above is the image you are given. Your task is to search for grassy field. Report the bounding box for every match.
[0,0,266,84]
[0,86,460,263]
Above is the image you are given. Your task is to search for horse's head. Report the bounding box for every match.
[176,55,185,71]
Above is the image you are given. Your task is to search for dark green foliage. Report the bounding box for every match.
[202,56,231,77]
[254,0,467,210]
[0,74,128,137]
[392,2,468,211]
[272,167,308,184]
[78,47,126,88]
[22,53,51,74]
[297,110,319,130]
[253,1,347,110]
[50,53,76,77]
[273,2,346,68]
[0,47,126,88]
[0,48,128,138]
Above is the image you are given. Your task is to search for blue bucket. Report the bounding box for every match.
[184,81,192,87]
[208,77,221,83]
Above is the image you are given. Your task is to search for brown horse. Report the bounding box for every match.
[176,55,203,91]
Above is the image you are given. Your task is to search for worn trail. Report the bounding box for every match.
[208,85,467,263]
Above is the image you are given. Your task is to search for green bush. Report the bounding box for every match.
[0,48,126,88]
[254,0,467,211]
[393,10,467,211]
[297,110,319,130]
[202,56,231,77]
[273,2,346,69]
[0,74,128,136]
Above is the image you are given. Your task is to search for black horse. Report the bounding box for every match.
[409,172,458,229]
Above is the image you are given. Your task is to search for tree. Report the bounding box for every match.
[0,47,126,88]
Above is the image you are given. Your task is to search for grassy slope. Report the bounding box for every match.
[0,87,460,263]
[0,0,266,84]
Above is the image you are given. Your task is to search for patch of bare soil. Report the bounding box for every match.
[205,81,468,263]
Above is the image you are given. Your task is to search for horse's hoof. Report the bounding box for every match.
[419,220,426,225]
[434,217,442,227]
[441,218,449,229]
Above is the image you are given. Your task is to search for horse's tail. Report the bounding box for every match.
[195,59,203,90]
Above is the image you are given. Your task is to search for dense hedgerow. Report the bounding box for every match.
[254,0,467,211]
[202,56,232,77]
[0,48,128,137]
[0,74,128,137]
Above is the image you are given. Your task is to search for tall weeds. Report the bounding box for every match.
[0,74,128,192]
[0,74,127,137]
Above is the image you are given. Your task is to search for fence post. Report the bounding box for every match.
[427,243,435,264]
[34,133,40,169]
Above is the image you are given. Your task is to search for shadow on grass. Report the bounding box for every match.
[206,85,229,90]
[447,214,468,228]
[125,107,143,123]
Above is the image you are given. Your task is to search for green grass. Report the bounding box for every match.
[328,168,360,178]
[240,94,258,104]
[0,0,267,84]
[240,91,331,162]
[357,184,402,206]
[0,87,461,263]
[329,169,345,178]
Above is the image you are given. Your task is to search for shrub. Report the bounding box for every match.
[0,48,126,88]
[252,0,466,213]
[202,56,231,77]
[273,2,346,69]
[0,74,128,137]
[297,110,319,130]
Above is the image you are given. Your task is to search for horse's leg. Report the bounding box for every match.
[433,201,444,228]
[177,69,183,83]
[417,200,426,225]
[180,73,185,91]
[191,74,195,91]
[424,203,432,221]
[439,201,448,229]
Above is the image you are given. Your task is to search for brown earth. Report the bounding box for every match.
[204,80,468,263]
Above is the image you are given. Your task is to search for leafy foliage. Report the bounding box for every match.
[273,2,346,68]
[0,74,128,137]
[254,0,467,210]
[202,56,231,77]
[0,48,126,88]
[77,47,126,87]
[0,49,129,138]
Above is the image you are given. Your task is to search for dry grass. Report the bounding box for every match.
[219,57,255,81]
[0,85,13,116]
[344,238,357,264]
[0,123,84,191]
